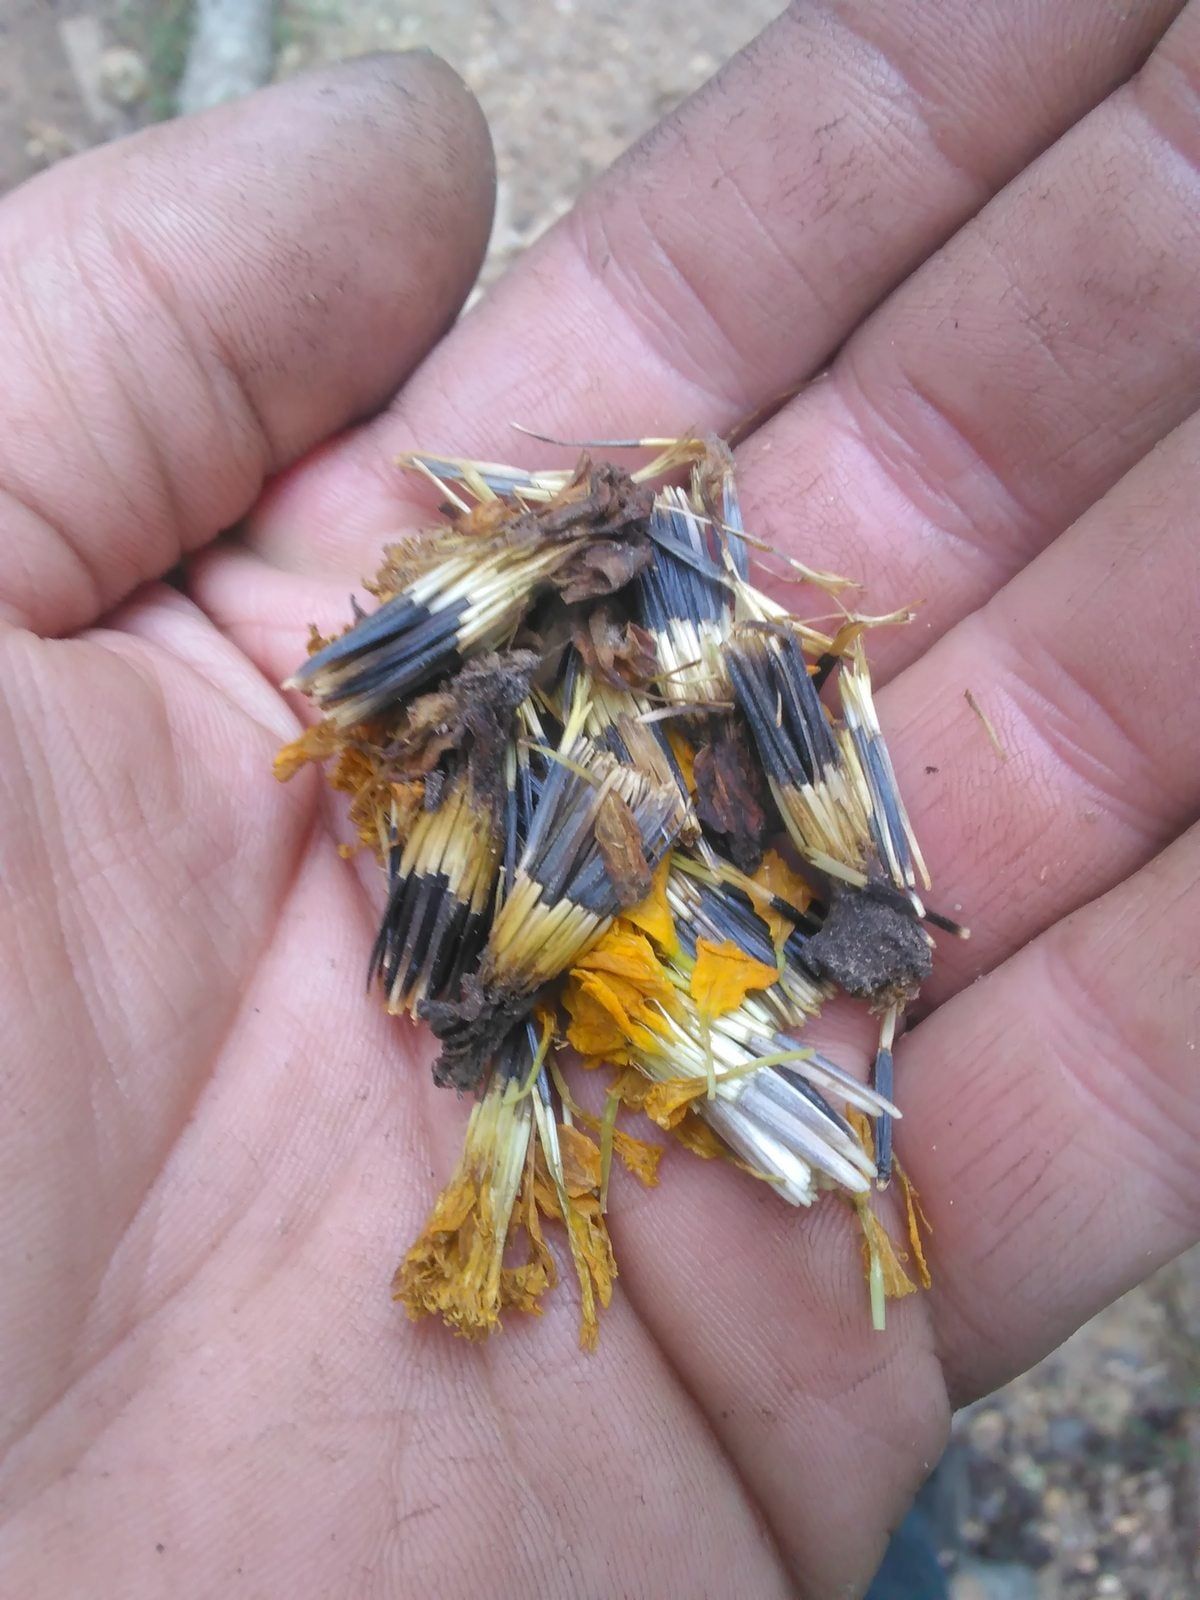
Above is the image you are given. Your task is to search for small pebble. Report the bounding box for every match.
[98,46,148,107]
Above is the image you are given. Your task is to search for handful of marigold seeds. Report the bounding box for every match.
[275,434,967,1348]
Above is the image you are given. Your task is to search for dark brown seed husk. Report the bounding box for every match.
[693,728,768,873]
[593,790,653,906]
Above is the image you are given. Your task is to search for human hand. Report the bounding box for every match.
[2,6,1198,1596]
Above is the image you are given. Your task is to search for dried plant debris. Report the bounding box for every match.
[277,432,968,1347]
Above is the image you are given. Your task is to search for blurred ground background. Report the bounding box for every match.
[1,4,1196,1597]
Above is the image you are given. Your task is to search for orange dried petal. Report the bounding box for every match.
[273,719,342,781]
[670,1111,727,1160]
[607,1125,662,1186]
[642,1075,710,1129]
[557,1123,603,1196]
[575,924,672,995]
[610,1067,652,1112]
[858,1204,918,1301]
[749,850,814,949]
[846,1107,874,1159]
[566,1205,616,1353]
[393,1172,505,1341]
[622,856,678,955]
[561,972,636,1061]
[690,937,779,1019]
[895,1160,933,1290]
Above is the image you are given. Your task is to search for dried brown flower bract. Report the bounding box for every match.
[386,649,539,797]
[594,788,654,904]
[692,727,769,874]
[571,604,659,690]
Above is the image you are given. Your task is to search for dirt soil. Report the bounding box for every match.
[1,5,1196,1597]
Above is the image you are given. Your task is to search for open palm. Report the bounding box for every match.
[2,10,1198,1597]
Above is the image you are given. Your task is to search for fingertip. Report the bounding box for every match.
[324,48,497,303]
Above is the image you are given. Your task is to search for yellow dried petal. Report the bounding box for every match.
[561,972,637,1061]
[623,856,678,955]
[690,937,779,1019]
[606,1124,662,1186]
[503,1163,558,1313]
[670,1110,728,1160]
[610,1067,652,1112]
[563,925,677,1060]
[326,747,423,856]
[566,1203,616,1353]
[393,1087,541,1340]
[393,1172,505,1341]
[575,924,674,996]
[666,729,696,794]
[530,1117,617,1352]
[501,1259,553,1313]
[846,1107,874,1160]
[750,850,815,949]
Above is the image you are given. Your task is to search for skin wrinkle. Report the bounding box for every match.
[914,822,1200,1403]
[0,244,225,634]
[223,6,1193,596]
[0,491,101,633]
[107,218,271,528]
[606,1266,812,1587]
[705,140,847,334]
[67,229,203,571]
[0,56,494,639]
[607,1144,951,1591]
[568,201,750,418]
[558,0,1034,424]
[831,354,1037,565]
[819,2,997,198]
[702,24,1199,701]
[0,664,121,1187]
[475,1354,593,1600]
[17,657,236,1082]
[994,625,1173,844]
[0,268,138,622]
[108,588,302,747]
[981,1143,1052,1241]
[1047,924,1198,1214]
